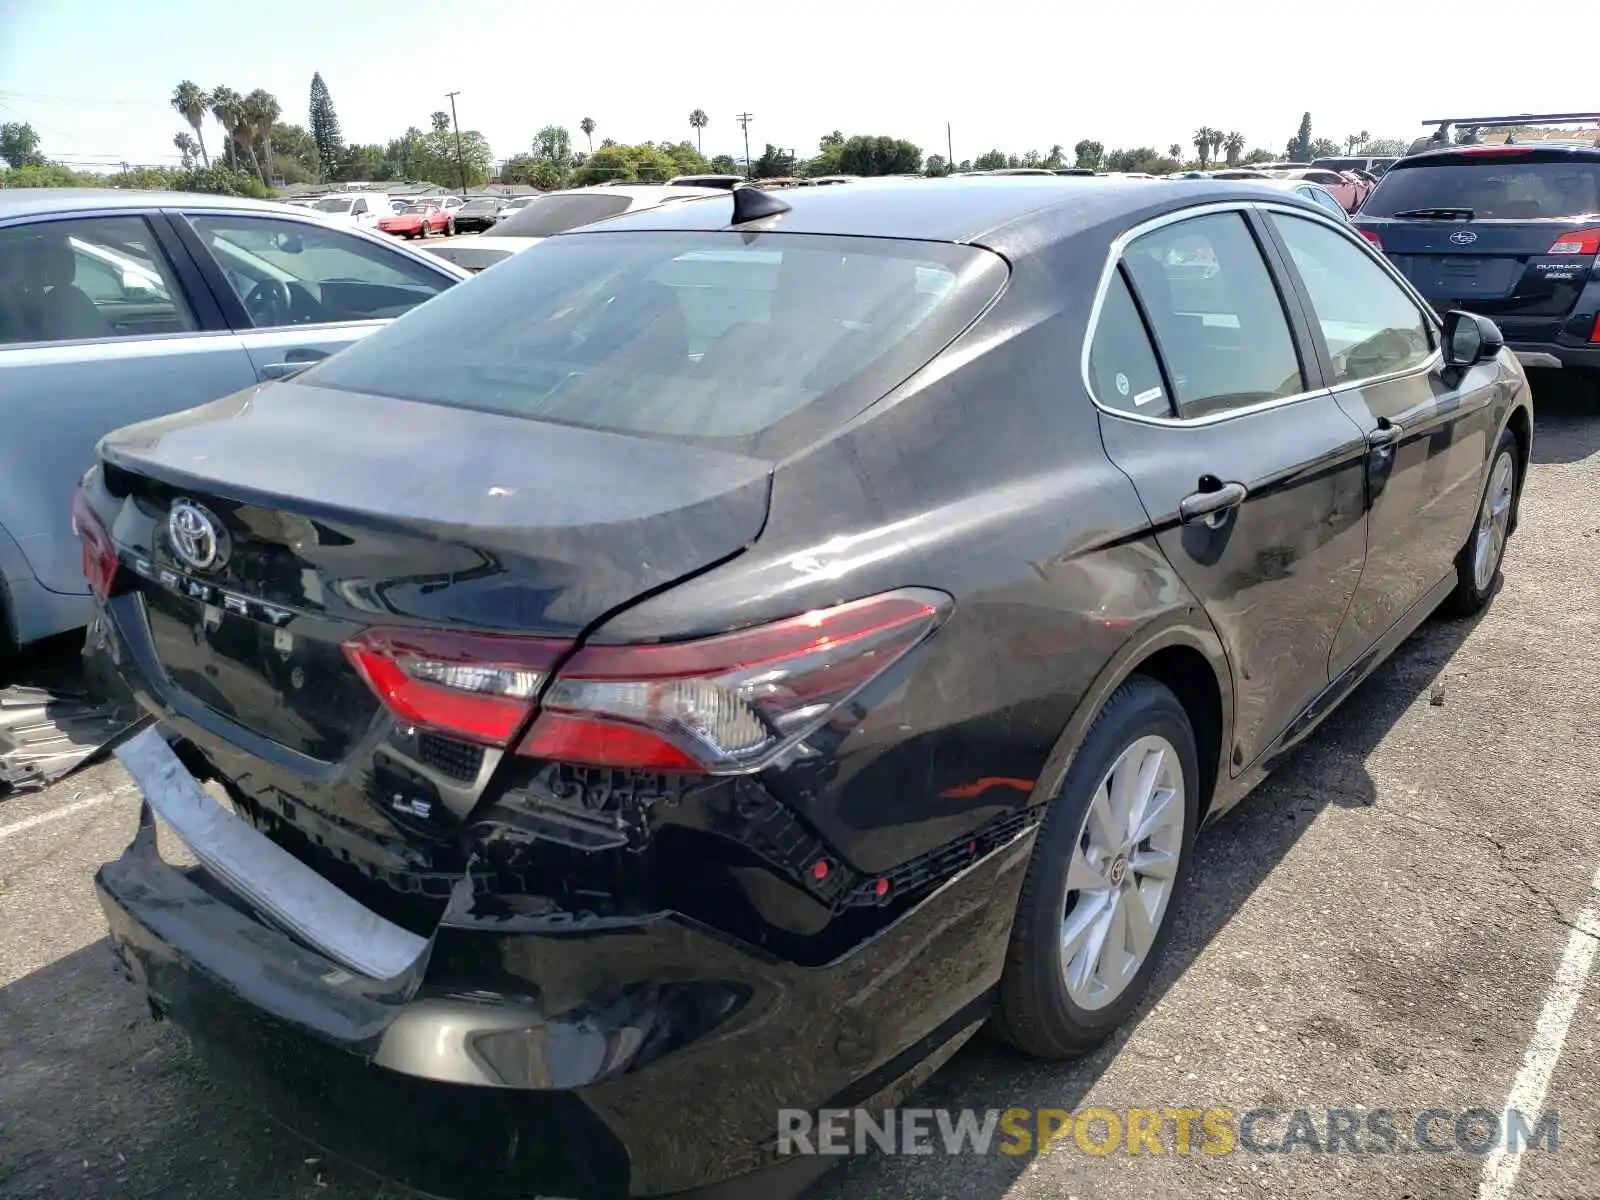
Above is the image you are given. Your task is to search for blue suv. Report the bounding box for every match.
[1354,142,1600,376]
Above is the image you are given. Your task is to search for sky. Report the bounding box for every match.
[0,0,1590,172]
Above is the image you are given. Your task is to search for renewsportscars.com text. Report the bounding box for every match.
[776,1106,1560,1157]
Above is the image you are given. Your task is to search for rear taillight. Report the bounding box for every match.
[519,588,952,774]
[1358,229,1383,248]
[1590,313,1600,344]
[343,628,567,746]
[71,488,118,599]
[1548,228,1600,256]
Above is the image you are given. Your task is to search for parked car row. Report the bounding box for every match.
[73,173,1529,1200]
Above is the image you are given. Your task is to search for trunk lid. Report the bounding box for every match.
[98,381,772,765]
[1361,217,1598,319]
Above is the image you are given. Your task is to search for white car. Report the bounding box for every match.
[419,185,727,272]
[307,193,394,230]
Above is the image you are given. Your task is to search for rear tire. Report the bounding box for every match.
[417,222,430,239]
[993,677,1198,1059]
[446,218,456,236]
[1441,428,1518,618]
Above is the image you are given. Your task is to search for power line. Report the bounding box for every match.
[0,89,167,109]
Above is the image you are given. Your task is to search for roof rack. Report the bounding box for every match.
[1421,112,1600,130]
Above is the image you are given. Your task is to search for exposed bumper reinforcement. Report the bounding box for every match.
[114,726,427,980]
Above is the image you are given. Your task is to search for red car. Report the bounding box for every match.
[378,202,453,239]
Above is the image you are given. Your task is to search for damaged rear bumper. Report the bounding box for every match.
[97,730,1031,1199]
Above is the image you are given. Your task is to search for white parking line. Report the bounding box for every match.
[1477,859,1600,1200]
[0,792,122,841]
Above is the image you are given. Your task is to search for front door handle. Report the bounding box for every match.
[1367,418,1403,449]
[1179,479,1248,526]
[259,348,328,380]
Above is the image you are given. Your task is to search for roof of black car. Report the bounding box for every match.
[561,176,1287,247]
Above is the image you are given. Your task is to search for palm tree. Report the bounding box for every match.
[1345,129,1371,154]
[242,88,281,185]
[1168,143,1183,159]
[580,117,596,153]
[172,131,200,170]
[1208,129,1224,163]
[170,81,210,168]
[689,109,708,154]
[208,86,244,171]
[1193,127,1214,167]
[1224,130,1245,166]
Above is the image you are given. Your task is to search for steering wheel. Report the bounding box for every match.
[242,279,294,328]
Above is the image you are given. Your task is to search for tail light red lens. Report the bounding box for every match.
[1548,228,1600,256]
[1358,229,1384,248]
[1590,312,1600,344]
[519,588,952,773]
[343,628,567,746]
[71,488,118,599]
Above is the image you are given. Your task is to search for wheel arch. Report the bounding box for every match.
[1029,615,1233,828]
[1503,400,1533,537]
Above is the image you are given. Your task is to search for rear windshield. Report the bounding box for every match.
[482,193,634,238]
[313,198,353,213]
[1363,158,1600,219]
[301,231,1008,453]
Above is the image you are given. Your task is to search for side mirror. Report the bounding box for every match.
[119,270,155,297]
[1442,310,1504,367]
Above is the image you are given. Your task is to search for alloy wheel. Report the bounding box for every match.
[1060,734,1184,1011]
[1472,450,1515,593]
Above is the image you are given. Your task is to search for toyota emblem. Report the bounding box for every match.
[168,500,226,571]
[1449,230,1478,245]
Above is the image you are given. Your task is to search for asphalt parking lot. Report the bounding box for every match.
[2,373,1598,1200]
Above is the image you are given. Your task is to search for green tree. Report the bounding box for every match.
[569,142,676,186]
[309,72,343,180]
[708,153,739,174]
[1044,144,1065,169]
[688,108,708,153]
[1362,137,1406,156]
[800,130,845,177]
[924,153,949,176]
[241,89,281,184]
[208,87,245,171]
[658,140,707,176]
[1073,139,1103,170]
[1287,112,1313,162]
[1224,130,1245,166]
[1168,143,1183,159]
[500,153,539,185]
[337,143,384,180]
[533,124,573,172]
[170,81,210,168]
[1193,126,1215,167]
[1208,129,1224,162]
[430,111,450,135]
[0,121,46,168]
[1243,147,1275,164]
[2,161,92,187]
[579,116,596,152]
[971,148,1008,171]
[751,143,797,178]
[1308,137,1340,159]
[271,122,320,183]
[1345,129,1370,153]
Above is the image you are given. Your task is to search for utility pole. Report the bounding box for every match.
[737,112,754,178]
[445,90,468,193]
[947,123,953,172]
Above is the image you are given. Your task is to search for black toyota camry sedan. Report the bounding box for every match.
[77,177,1531,1199]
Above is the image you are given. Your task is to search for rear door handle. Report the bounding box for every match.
[1367,418,1403,449]
[1179,479,1248,526]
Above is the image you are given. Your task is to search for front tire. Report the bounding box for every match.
[417,222,430,239]
[1441,428,1518,618]
[994,677,1198,1059]
[446,218,457,236]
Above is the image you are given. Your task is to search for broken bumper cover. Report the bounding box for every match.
[96,732,1030,1199]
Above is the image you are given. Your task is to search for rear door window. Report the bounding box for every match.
[1121,212,1306,419]
[1363,158,1600,219]
[0,215,197,346]
[301,230,1009,453]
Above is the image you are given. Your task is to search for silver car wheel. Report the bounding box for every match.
[1060,734,1184,1012]
[1473,450,1515,593]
